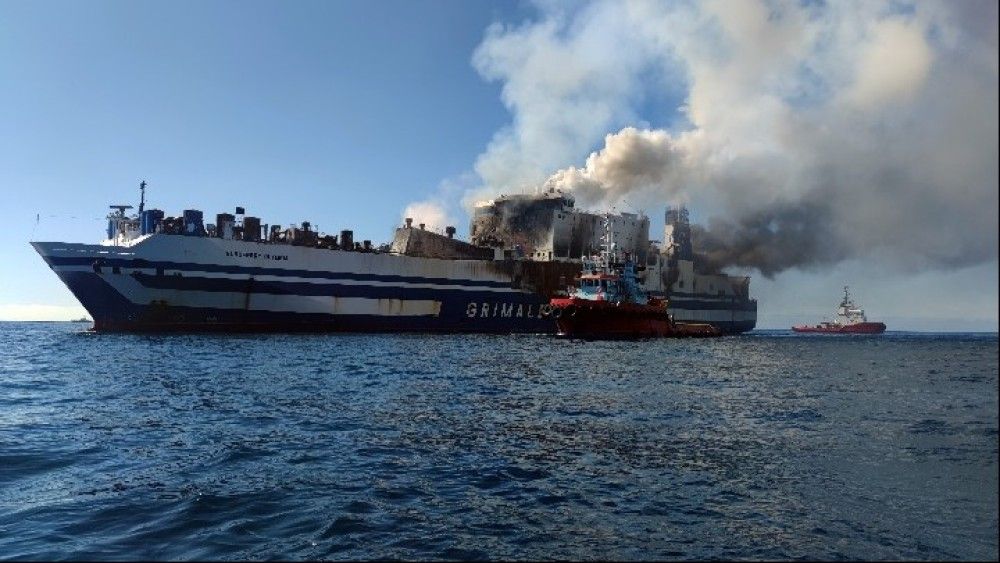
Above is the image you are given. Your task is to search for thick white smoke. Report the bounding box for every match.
[401,200,453,233]
[448,0,999,276]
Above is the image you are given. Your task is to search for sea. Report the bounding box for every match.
[1,322,997,560]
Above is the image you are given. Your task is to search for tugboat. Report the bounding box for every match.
[547,214,721,339]
[792,286,886,334]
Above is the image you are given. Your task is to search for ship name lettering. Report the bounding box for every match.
[465,301,545,320]
[224,251,287,261]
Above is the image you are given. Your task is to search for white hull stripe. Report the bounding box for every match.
[96,274,443,316]
[51,265,523,294]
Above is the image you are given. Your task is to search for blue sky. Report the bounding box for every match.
[1,1,519,227]
[1,0,525,316]
[1,1,997,330]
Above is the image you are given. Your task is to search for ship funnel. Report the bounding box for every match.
[446,226,456,238]
[405,217,413,229]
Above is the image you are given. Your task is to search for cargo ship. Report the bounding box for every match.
[792,286,886,334]
[32,182,756,333]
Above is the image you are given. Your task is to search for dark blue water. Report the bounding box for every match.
[1,323,996,560]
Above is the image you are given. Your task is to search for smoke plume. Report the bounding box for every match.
[401,200,452,233]
[454,0,999,277]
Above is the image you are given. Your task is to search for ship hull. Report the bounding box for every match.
[550,298,673,339]
[549,298,722,339]
[791,322,886,334]
[665,294,758,335]
[43,268,551,333]
[32,238,560,333]
[32,236,757,334]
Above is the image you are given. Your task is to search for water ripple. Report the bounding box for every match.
[0,324,996,560]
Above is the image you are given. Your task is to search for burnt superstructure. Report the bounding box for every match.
[471,188,649,263]
[641,206,756,331]
[664,206,694,260]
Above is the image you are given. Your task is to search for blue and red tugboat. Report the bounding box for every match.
[547,214,721,339]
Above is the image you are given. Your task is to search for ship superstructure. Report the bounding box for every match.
[32,183,756,333]
[641,206,757,333]
[471,189,649,263]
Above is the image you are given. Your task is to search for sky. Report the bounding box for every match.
[1,0,997,330]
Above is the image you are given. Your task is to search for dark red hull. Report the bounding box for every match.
[791,322,886,334]
[549,298,721,339]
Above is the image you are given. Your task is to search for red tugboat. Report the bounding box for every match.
[792,286,886,334]
[547,214,720,339]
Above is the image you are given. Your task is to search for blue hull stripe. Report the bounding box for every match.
[46,256,514,289]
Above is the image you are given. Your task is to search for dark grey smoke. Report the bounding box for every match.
[689,201,850,278]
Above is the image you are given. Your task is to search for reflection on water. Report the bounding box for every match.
[0,324,996,559]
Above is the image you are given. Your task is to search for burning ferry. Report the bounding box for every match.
[32,183,756,333]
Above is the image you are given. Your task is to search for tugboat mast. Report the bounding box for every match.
[599,213,615,272]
